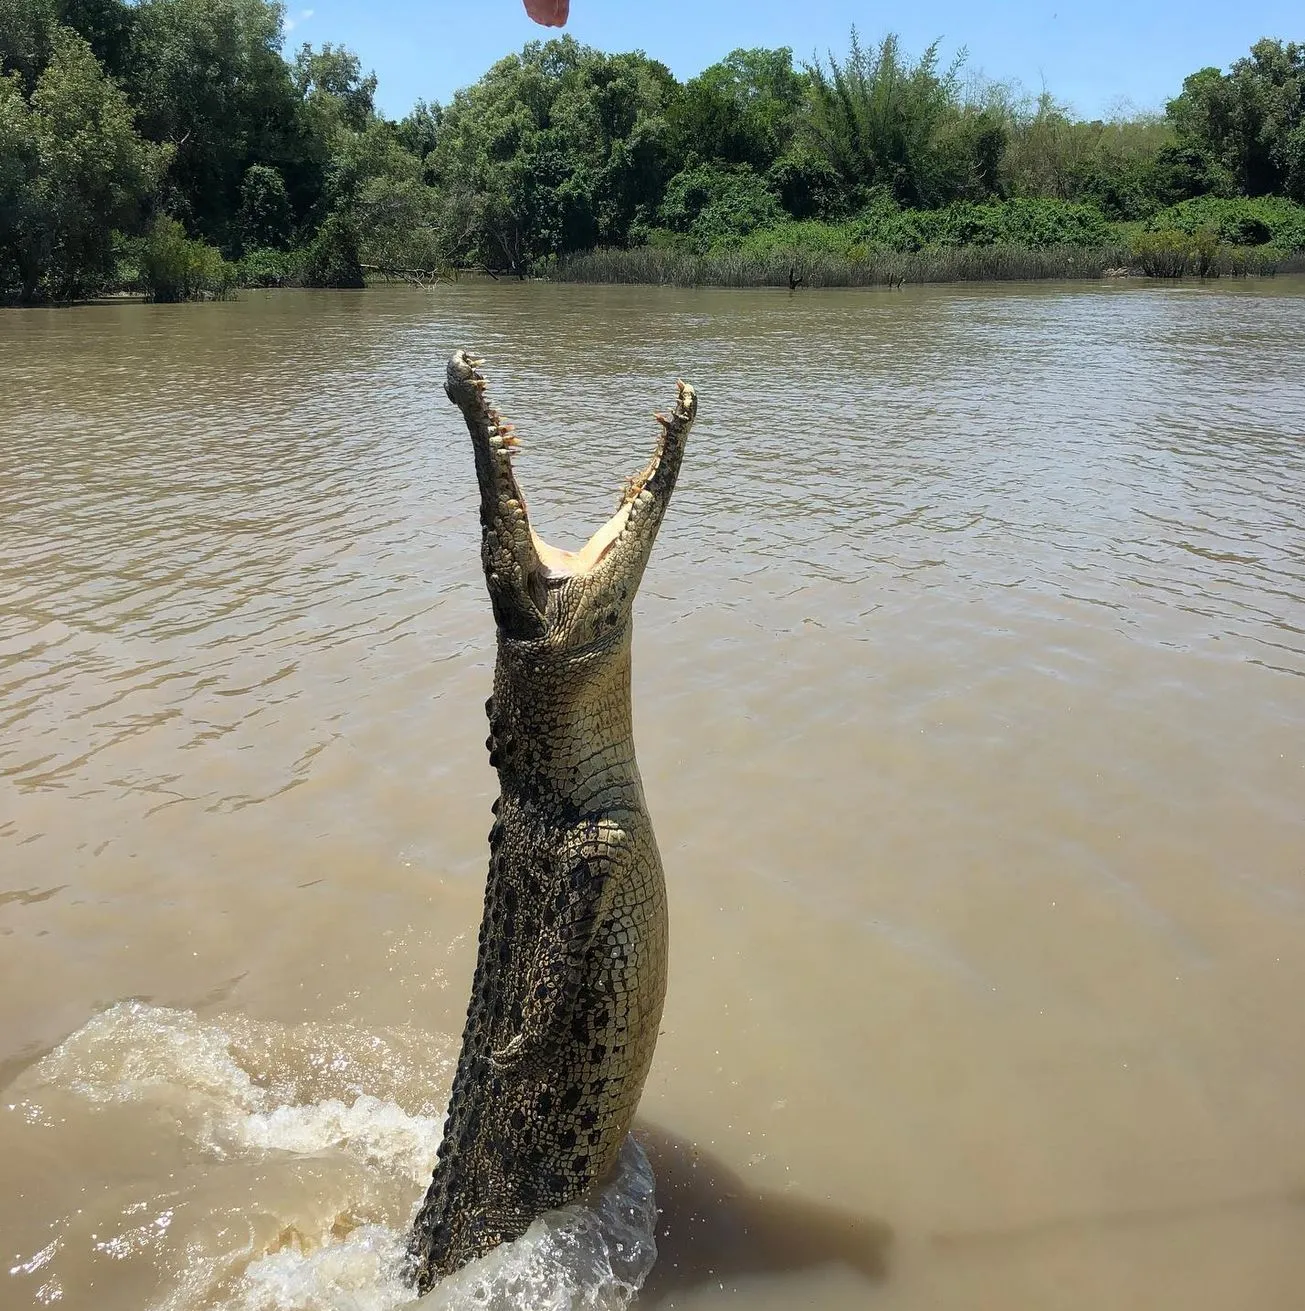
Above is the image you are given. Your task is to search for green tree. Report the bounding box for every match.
[59,0,135,83]
[804,30,1006,208]
[666,47,806,170]
[1,26,164,301]
[315,117,437,272]
[126,0,302,246]
[1001,92,1183,216]
[355,174,441,272]
[293,41,377,133]
[303,210,363,286]
[0,71,42,298]
[1167,39,1305,198]
[0,0,59,91]
[425,38,677,270]
[322,117,417,203]
[397,98,441,165]
[1,0,136,87]
[1001,92,1092,199]
[284,37,393,241]
[764,147,847,219]
[238,161,292,248]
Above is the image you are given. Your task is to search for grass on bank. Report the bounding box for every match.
[551,237,1302,288]
[551,244,1132,287]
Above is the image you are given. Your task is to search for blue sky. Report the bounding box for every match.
[281,0,1300,121]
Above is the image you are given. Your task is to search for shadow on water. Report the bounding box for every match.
[632,1122,892,1299]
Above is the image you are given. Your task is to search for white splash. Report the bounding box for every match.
[222,1136,656,1311]
[222,1225,412,1311]
[10,1002,659,1311]
[236,1095,442,1186]
[34,999,263,1111]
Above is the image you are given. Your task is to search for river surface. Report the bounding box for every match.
[2,279,1304,1310]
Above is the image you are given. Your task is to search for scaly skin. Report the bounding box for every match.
[407,351,697,1291]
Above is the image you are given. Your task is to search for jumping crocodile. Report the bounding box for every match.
[407,350,698,1290]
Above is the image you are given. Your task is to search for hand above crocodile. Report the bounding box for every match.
[523,0,569,26]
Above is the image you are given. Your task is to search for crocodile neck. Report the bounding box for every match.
[488,635,641,812]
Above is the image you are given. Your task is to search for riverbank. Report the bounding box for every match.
[10,230,1305,308]
[548,198,1305,288]
[100,197,1305,299]
[9,255,1305,308]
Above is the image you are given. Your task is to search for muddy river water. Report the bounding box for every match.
[2,279,1304,1309]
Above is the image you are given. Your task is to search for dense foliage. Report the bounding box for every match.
[1,2,1303,299]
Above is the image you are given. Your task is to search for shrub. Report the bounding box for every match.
[236,246,304,287]
[627,200,1126,273]
[1145,196,1305,249]
[657,165,785,251]
[836,197,1115,252]
[1066,155,1167,221]
[139,218,236,301]
[302,212,365,287]
[734,219,865,259]
[766,150,850,220]
[1131,226,1220,277]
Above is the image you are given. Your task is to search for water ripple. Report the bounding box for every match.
[2,291,1304,1284]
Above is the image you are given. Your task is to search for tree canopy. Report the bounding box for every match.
[1168,39,1305,199]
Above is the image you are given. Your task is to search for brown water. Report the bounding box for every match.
[2,280,1304,1311]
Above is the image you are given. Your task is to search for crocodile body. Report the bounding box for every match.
[407,351,697,1291]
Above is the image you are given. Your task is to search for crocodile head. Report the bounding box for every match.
[444,349,696,646]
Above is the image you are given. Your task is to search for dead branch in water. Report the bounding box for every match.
[360,263,450,287]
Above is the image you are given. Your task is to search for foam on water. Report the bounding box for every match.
[226,1225,411,1311]
[235,1095,441,1186]
[5,1002,658,1311]
[34,999,265,1112]
[227,1138,656,1311]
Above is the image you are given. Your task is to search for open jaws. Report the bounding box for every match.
[444,350,696,638]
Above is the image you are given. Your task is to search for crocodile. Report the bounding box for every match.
[407,350,698,1291]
